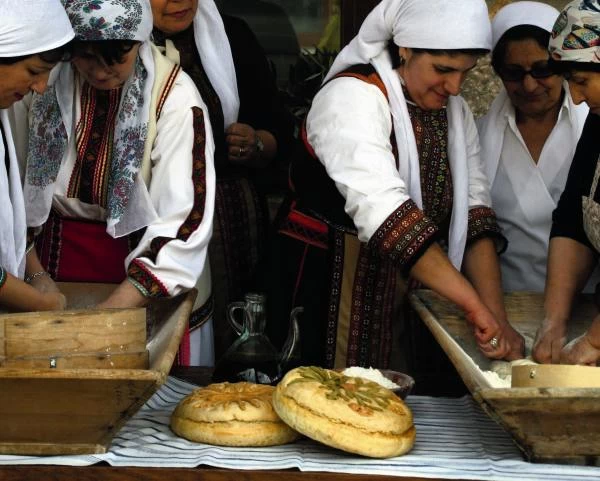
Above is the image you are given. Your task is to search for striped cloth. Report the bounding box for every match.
[2,376,600,480]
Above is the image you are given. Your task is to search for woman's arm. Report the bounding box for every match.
[0,267,65,311]
[98,73,215,309]
[462,237,524,360]
[533,236,597,363]
[409,241,518,360]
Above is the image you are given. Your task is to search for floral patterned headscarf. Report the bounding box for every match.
[24,0,156,238]
[549,0,600,64]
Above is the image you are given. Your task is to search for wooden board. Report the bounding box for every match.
[0,283,196,455]
[512,364,600,388]
[1,350,149,369]
[3,308,146,358]
[409,289,600,465]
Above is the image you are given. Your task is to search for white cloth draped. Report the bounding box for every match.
[191,0,240,128]
[0,0,74,58]
[0,111,26,279]
[320,0,492,269]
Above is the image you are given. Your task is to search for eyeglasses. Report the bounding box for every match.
[498,63,556,82]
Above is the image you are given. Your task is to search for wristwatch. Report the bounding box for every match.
[255,134,264,155]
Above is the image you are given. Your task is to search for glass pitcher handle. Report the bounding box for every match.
[227,301,246,335]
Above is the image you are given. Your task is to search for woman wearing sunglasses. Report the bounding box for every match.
[533,0,600,366]
[477,1,593,294]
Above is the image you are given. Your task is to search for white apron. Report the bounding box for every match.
[491,125,571,292]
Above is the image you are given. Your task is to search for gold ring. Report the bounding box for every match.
[489,337,499,349]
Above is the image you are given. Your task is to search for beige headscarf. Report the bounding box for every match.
[549,0,600,64]
[323,0,492,269]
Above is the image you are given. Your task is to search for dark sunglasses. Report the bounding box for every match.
[498,63,555,82]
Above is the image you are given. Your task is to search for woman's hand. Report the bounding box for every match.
[499,323,525,360]
[38,291,67,311]
[560,333,600,366]
[465,305,516,360]
[29,272,61,294]
[532,319,567,364]
[466,306,525,360]
[225,122,273,168]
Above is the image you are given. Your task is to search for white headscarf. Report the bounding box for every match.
[478,1,584,187]
[323,0,492,269]
[24,0,157,238]
[0,0,74,57]
[0,0,74,279]
[191,0,239,128]
[491,1,559,48]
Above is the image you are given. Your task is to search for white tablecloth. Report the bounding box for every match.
[2,376,600,480]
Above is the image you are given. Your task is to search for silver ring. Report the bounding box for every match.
[238,146,242,156]
[240,146,246,155]
[489,337,499,349]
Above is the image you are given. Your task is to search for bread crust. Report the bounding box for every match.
[171,382,300,446]
[273,367,415,458]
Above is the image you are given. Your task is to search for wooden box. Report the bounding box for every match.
[0,283,195,455]
[409,290,600,465]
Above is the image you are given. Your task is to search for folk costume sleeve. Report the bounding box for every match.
[126,72,216,297]
[306,76,438,274]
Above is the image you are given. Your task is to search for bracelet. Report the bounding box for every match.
[25,270,50,284]
[0,267,6,289]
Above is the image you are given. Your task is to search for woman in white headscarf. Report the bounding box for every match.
[265,0,525,371]
[478,1,593,294]
[533,0,600,366]
[0,0,73,311]
[13,0,216,365]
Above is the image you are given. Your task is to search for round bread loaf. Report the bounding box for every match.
[273,366,415,458]
[171,382,301,446]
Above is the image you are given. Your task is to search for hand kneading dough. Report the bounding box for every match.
[273,366,415,458]
[171,382,301,446]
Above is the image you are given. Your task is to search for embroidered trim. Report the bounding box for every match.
[467,206,506,253]
[70,85,120,206]
[324,229,345,367]
[129,107,208,296]
[368,199,439,273]
[279,208,329,249]
[157,65,181,118]
[127,260,168,298]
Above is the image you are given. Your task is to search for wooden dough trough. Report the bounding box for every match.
[0,283,195,455]
[409,290,600,465]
